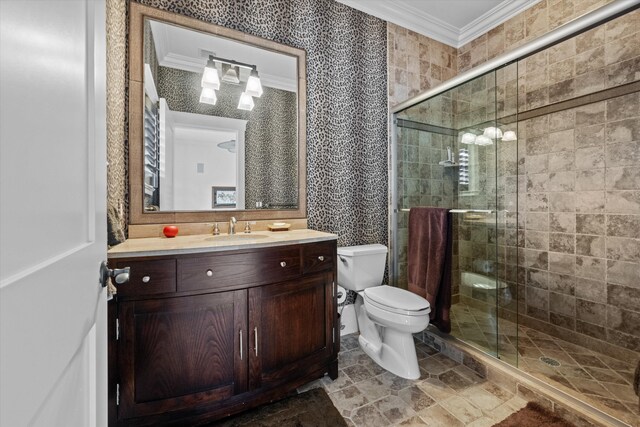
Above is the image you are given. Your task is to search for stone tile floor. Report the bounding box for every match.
[450,303,640,425]
[299,334,527,426]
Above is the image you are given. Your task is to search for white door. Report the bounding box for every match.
[0,0,107,426]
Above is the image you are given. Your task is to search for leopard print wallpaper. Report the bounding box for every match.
[106,0,127,245]
[108,0,389,248]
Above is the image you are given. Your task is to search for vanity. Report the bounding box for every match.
[107,230,338,425]
[107,4,335,424]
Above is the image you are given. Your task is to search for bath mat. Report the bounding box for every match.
[211,387,347,427]
[493,402,577,427]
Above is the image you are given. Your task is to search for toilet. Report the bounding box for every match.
[337,244,430,379]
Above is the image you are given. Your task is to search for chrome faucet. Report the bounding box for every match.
[229,216,237,235]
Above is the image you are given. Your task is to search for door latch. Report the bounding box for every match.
[99,261,130,288]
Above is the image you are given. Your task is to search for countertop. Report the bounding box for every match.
[108,229,338,258]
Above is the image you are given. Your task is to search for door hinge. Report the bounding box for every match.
[332,327,335,343]
[116,383,120,406]
[115,318,119,341]
[332,282,335,298]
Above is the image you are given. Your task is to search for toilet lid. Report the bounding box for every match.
[363,285,430,314]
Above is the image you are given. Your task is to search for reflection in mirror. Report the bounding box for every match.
[143,19,298,212]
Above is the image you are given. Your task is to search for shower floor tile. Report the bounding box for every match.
[451,303,640,425]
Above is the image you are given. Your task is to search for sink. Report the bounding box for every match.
[206,233,270,242]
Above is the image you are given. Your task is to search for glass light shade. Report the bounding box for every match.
[475,135,493,146]
[199,87,217,105]
[201,61,220,90]
[222,65,240,84]
[237,91,255,111]
[245,72,263,97]
[483,126,503,139]
[502,130,517,141]
[460,132,476,144]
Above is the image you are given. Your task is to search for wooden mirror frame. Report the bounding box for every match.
[128,3,307,224]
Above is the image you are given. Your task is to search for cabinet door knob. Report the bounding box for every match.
[280,261,287,267]
[142,276,150,283]
[206,269,213,277]
[318,256,324,261]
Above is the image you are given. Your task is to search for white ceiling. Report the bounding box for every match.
[335,0,542,48]
[149,20,297,92]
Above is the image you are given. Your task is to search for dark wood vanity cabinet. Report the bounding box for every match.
[108,239,338,426]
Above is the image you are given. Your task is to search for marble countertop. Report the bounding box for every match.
[108,229,338,258]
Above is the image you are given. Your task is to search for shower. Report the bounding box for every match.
[390,1,640,425]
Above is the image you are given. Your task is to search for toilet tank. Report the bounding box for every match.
[337,244,388,291]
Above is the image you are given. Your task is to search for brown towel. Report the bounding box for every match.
[407,207,452,333]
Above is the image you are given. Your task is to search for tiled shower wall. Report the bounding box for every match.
[513,93,640,359]
[389,5,640,361]
[388,23,457,107]
[499,10,640,360]
[457,0,618,73]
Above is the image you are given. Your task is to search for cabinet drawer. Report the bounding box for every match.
[116,259,176,297]
[177,247,301,292]
[303,241,335,274]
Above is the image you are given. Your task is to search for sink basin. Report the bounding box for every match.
[206,233,270,242]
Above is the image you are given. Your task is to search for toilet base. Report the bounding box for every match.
[354,296,423,380]
[358,329,421,380]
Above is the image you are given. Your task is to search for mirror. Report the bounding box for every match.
[129,3,307,224]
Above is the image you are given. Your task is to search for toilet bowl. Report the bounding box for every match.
[338,244,430,379]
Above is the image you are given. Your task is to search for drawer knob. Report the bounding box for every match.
[206,269,213,277]
[280,261,287,267]
[318,256,325,261]
[142,276,150,283]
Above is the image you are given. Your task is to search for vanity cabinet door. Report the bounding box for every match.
[117,290,248,420]
[248,272,334,390]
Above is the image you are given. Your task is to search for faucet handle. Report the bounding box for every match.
[212,222,220,235]
[244,221,251,233]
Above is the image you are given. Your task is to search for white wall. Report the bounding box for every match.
[158,108,247,211]
[173,127,237,210]
[158,99,175,210]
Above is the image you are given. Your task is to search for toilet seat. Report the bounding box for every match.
[363,285,430,317]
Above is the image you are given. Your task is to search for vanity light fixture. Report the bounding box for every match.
[237,91,255,111]
[199,55,263,110]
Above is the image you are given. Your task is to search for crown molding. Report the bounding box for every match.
[336,0,542,48]
[337,0,460,46]
[458,0,542,47]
